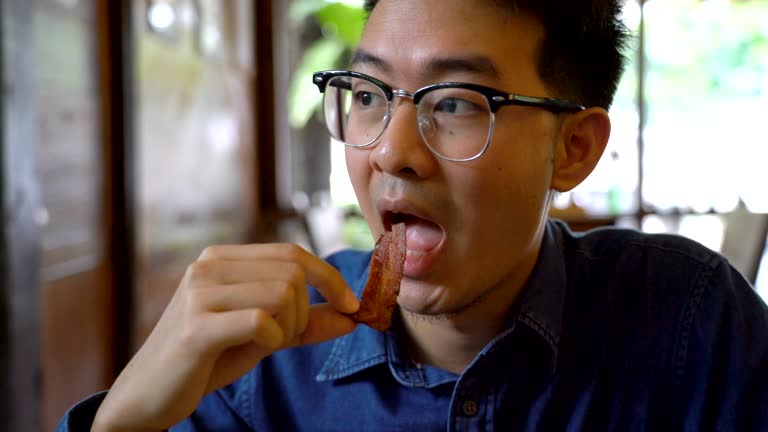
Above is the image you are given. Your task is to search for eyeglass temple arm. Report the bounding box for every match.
[505,95,585,113]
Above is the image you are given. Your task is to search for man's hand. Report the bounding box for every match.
[91,244,360,432]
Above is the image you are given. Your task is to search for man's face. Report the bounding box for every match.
[346,0,561,316]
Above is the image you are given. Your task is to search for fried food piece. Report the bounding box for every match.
[348,223,406,331]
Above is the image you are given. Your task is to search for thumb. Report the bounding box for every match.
[296,303,358,346]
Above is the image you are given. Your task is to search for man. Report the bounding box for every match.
[61,0,768,430]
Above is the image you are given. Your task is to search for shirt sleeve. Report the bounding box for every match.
[676,259,768,430]
[170,386,253,431]
[54,387,251,432]
[55,391,108,432]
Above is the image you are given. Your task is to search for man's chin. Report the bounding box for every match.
[396,290,475,321]
[399,308,458,322]
[396,278,498,322]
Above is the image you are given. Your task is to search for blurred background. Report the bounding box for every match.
[0,0,766,429]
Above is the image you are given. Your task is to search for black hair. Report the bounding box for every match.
[362,0,632,110]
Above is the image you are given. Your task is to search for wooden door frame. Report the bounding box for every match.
[97,0,135,376]
[255,0,279,239]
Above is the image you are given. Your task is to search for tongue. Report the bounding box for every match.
[404,219,443,252]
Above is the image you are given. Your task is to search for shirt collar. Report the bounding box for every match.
[316,258,388,382]
[316,219,567,382]
[511,219,567,373]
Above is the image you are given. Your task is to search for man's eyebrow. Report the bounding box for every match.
[349,49,392,73]
[350,50,500,80]
[424,56,501,79]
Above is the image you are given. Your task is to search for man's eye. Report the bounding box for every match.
[353,90,385,109]
[356,91,375,106]
[434,98,482,114]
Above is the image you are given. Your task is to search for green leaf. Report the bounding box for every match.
[315,3,366,48]
[288,0,326,23]
[342,214,375,249]
[289,38,346,129]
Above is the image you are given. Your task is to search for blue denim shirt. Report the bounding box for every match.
[59,219,768,431]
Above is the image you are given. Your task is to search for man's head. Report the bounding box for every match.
[363,0,631,110]
[338,0,626,323]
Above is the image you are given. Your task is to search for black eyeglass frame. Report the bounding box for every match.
[312,70,586,161]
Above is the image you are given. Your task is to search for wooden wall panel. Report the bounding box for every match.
[42,271,111,430]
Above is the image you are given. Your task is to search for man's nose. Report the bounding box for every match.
[369,100,437,178]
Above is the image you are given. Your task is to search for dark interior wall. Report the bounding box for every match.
[1,0,42,429]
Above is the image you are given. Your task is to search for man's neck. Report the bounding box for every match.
[397,240,542,375]
[398,310,506,375]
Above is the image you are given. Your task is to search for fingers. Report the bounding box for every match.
[197,244,359,313]
[182,243,357,352]
[295,277,310,335]
[179,244,359,362]
[188,304,356,365]
[187,281,300,345]
[186,260,306,287]
[296,303,358,346]
[198,281,302,315]
[274,298,296,347]
[198,309,285,355]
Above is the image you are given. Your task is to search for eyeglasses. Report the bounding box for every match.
[312,70,585,162]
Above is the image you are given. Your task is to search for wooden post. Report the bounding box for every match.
[0,0,42,429]
[97,0,135,380]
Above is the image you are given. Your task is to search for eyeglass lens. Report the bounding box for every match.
[323,76,493,161]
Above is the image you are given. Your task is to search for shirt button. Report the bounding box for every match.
[462,400,478,417]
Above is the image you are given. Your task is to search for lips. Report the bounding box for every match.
[377,199,446,276]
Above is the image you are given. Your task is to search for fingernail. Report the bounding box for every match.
[345,290,360,313]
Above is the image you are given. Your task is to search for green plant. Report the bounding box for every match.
[288,0,366,129]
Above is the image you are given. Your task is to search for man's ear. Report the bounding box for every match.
[550,107,611,192]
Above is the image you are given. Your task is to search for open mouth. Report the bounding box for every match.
[382,211,445,258]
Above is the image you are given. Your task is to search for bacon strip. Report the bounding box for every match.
[349,223,406,331]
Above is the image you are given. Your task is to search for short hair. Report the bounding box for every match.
[362,0,632,110]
